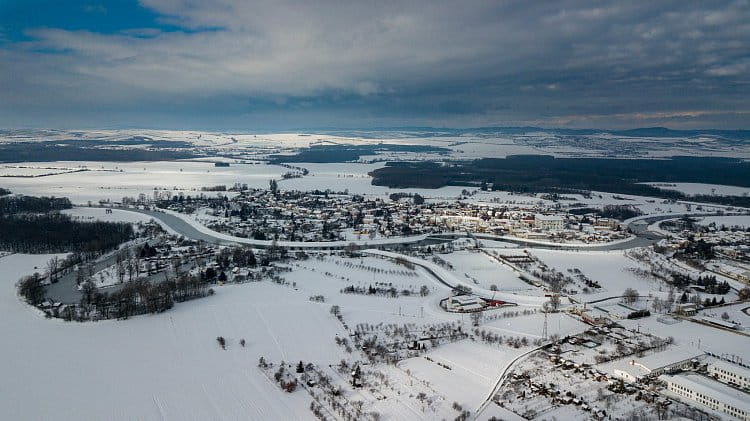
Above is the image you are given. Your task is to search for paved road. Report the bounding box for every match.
[114,207,683,253]
[114,207,445,250]
[46,207,696,305]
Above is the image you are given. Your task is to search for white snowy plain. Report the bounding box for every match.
[0,253,346,421]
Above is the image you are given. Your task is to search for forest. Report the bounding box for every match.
[370,156,750,207]
[0,213,134,254]
[0,142,199,163]
[0,194,72,215]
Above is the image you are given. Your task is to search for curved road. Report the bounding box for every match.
[114,206,681,252]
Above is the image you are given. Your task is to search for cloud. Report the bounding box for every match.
[0,0,749,129]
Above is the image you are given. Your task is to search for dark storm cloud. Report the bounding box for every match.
[0,0,748,129]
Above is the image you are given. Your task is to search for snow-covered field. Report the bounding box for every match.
[440,250,537,293]
[697,215,750,229]
[528,249,663,301]
[2,161,283,204]
[645,182,750,197]
[0,253,348,421]
[63,207,180,235]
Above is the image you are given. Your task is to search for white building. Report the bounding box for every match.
[709,360,750,390]
[609,347,703,383]
[448,295,485,312]
[534,214,564,231]
[662,373,750,421]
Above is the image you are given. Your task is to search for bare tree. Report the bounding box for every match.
[623,288,639,304]
[46,257,60,283]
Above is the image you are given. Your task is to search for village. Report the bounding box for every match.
[11,188,749,420]
[134,185,636,246]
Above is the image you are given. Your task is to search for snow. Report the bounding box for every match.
[399,341,528,411]
[151,207,431,248]
[528,249,664,301]
[644,182,750,197]
[2,161,285,204]
[63,207,180,235]
[439,250,538,293]
[0,253,347,421]
[697,215,750,229]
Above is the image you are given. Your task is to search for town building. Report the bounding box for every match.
[447,295,485,312]
[662,373,750,421]
[709,360,750,390]
[534,214,564,231]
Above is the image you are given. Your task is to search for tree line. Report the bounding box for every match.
[0,194,71,215]
[0,213,133,254]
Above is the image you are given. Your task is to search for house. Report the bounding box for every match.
[447,295,485,312]
[675,303,697,316]
[581,308,610,325]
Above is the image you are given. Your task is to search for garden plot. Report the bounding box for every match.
[440,250,538,293]
[529,249,665,301]
[0,253,348,421]
[498,351,672,421]
[399,340,530,413]
[618,316,749,359]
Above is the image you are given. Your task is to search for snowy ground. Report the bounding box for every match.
[63,207,180,235]
[0,253,348,421]
[528,249,665,302]
[2,161,283,204]
[440,250,537,293]
[644,182,750,197]
[697,215,750,229]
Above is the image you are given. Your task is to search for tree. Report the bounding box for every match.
[18,273,45,305]
[296,360,305,373]
[470,311,483,326]
[739,288,750,301]
[721,312,730,321]
[420,285,430,297]
[652,297,662,313]
[46,257,60,283]
[216,336,226,349]
[548,294,561,311]
[623,288,639,304]
[330,305,340,316]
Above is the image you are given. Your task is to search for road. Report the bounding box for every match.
[46,207,696,305]
[119,206,675,251]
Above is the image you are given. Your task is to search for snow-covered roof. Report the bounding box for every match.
[709,359,750,380]
[661,373,750,413]
[535,214,563,221]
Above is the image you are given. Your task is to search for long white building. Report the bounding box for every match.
[662,373,750,421]
[709,360,750,390]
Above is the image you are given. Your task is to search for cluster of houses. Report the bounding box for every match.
[157,188,632,245]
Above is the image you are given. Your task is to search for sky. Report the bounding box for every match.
[0,0,749,130]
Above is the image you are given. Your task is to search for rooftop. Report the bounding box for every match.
[661,373,750,413]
